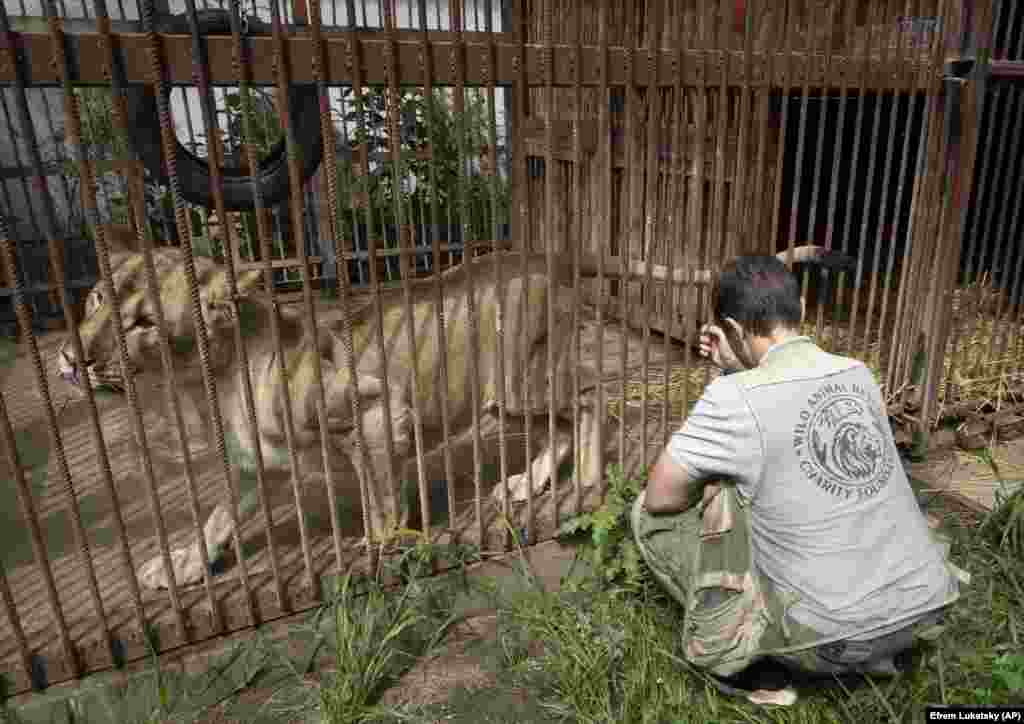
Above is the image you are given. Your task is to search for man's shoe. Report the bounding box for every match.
[707,658,798,706]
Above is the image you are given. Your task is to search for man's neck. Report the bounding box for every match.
[748,328,803,366]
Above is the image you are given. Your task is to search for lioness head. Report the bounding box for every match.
[57,247,263,391]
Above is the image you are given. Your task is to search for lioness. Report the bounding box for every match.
[57,236,854,590]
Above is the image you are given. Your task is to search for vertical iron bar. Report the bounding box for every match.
[732,0,755,256]
[188,0,288,611]
[788,0,822,311]
[0,229,79,678]
[345,1,400,549]
[639,0,662,472]
[664,4,688,441]
[267,0,341,594]
[416,0,457,530]
[49,0,201,643]
[851,0,900,363]
[448,0,485,545]
[139,0,257,625]
[619,0,640,473]
[542,0,559,527]
[2,0,128,663]
[878,0,925,387]
[513,0,534,541]
[771,0,793,268]
[0,7,149,654]
[382,0,431,537]
[837,0,881,354]
[569,0,583,517]
[594,0,608,501]
[0,561,33,691]
[983,83,1024,363]
[482,0,508,523]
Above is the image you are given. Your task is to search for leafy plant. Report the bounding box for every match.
[316,566,460,724]
[556,464,650,593]
[334,87,509,262]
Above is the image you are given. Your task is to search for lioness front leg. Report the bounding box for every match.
[492,425,573,504]
[136,482,259,590]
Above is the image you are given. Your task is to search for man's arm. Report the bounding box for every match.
[643,449,705,515]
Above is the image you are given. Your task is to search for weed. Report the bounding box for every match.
[556,464,652,594]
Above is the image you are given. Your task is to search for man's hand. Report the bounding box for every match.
[699,323,746,373]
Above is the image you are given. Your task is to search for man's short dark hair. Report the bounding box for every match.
[711,255,802,338]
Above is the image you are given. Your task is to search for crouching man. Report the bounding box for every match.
[633,254,968,706]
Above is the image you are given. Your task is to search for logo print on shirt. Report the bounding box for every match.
[792,382,895,501]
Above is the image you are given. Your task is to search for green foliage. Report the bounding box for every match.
[316,562,461,724]
[556,464,650,593]
[335,87,509,247]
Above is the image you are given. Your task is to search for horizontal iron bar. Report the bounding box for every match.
[0,278,96,297]
[0,30,939,89]
[990,60,1024,78]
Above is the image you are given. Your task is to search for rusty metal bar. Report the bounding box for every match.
[838,0,881,356]
[664,4,689,440]
[58,0,197,642]
[638,0,662,472]
[482,0,508,525]
[889,80,935,395]
[904,0,954,432]
[317,1,377,564]
[852,0,900,364]
[747,2,774,254]
[0,24,150,665]
[694,2,713,390]
[0,235,79,679]
[593,0,608,503]
[186,0,287,613]
[48,0,185,643]
[771,1,792,270]
[416,0,458,533]
[568,0,582,518]
[807,2,839,340]
[787,0,822,308]
[710,1,727,267]
[920,0,982,437]
[542,0,559,528]
[1002,228,1024,382]
[1,3,134,671]
[961,82,1023,357]
[731,0,754,258]
[982,82,1024,364]
[450,0,486,546]
[824,1,861,338]
[878,0,927,386]
[514,0,533,543]
[345,7,401,549]
[267,0,336,596]
[382,0,431,539]
[0,561,33,692]
[138,0,257,625]
[618,0,640,474]
[0,27,938,89]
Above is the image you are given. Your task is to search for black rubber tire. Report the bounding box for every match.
[123,10,324,211]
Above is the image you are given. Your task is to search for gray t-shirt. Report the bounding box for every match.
[668,336,959,643]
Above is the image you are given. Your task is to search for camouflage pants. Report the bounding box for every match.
[631,484,960,678]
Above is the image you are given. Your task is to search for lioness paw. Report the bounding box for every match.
[137,545,207,590]
[491,472,540,504]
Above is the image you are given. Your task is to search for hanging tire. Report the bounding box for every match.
[123,9,324,212]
